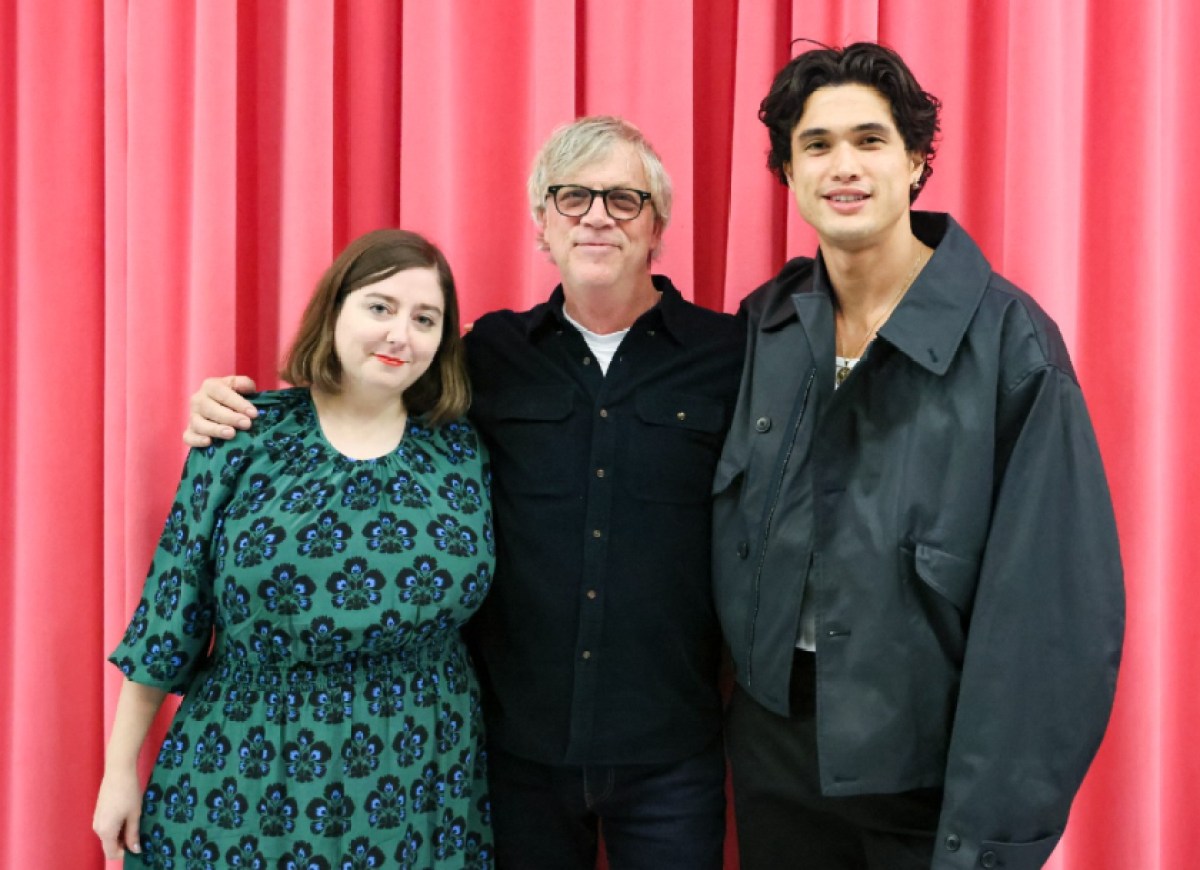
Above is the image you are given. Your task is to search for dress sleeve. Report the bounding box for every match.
[108,442,241,694]
[932,366,1125,870]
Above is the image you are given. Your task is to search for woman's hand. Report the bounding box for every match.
[95,680,168,860]
[92,767,143,860]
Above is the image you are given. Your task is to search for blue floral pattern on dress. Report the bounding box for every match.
[111,389,493,867]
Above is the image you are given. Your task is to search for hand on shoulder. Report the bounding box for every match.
[183,375,259,448]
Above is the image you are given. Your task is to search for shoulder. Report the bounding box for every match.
[247,386,313,426]
[187,387,313,476]
[467,302,548,347]
[738,257,816,321]
[405,415,488,470]
[465,307,545,377]
[976,274,1078,390]
[233,387,317,444]
[648,275,742,351]
[669,296,741,337]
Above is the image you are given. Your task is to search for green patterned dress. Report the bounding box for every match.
[110,388,494,869]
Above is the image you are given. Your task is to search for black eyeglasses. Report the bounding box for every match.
[546,185,653,221]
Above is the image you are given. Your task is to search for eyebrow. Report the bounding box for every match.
[795,121,893,139]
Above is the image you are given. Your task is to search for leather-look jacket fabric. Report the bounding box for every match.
[713,212,1124,870]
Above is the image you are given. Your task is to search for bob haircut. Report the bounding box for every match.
[759,41,942,202]
[527,115,673,258]
[280,228,470,425]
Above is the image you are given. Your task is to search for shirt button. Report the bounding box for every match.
[737,541,749,559]
[592,529,602,538]
[595,469,605,478]
[647,329,656,336]
[583,356,592,365]
[676,411,686,421]
[980,852,997,868]
[599,409,609,418]
[943,834,960,852]
[581,650,592,660]
[586,590,597,600]
[755,416,771,433]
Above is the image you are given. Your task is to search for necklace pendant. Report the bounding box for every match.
[835,362,851,386]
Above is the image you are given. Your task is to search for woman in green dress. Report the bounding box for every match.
[94,229,494,869]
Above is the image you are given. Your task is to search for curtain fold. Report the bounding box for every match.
[1,1,1194,866]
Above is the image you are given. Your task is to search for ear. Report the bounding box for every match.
[910,155,926,186]
[648,218,665,261]
[784,162,795,192]
[534,209,549,252]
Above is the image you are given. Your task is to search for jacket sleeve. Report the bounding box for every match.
[932,365,1124,870]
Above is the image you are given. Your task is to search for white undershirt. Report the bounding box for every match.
[562,309,629,374]
[796,355,862,651]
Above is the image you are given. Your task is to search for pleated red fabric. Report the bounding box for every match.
[1,1,1195,866]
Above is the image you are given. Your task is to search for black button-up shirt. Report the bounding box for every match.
[465,276,744,765]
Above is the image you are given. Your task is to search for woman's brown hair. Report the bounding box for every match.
[280,229,470,424]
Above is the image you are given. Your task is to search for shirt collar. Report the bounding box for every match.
[762,212,992,376]
[873,212,991,375]
[524,274,692,344]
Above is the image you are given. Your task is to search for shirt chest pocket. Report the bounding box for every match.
[623,392,727,504]
[487,389,578,496]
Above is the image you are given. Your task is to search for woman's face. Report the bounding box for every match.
[332,267,445,401]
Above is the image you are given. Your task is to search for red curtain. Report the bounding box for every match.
[2,1,1195,867]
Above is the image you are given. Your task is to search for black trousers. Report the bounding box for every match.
[726,651,942,870]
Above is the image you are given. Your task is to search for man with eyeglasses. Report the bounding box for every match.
[184,116,740,869]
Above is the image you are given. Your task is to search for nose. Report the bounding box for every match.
[830,141,861,179]
[580,192,614,226]
[385,320,409,344]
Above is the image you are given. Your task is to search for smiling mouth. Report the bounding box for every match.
[826,193,869,202]
[375,354,406,367]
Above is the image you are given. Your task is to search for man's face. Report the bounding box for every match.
[537,141,662,293]
[784,83,924,254]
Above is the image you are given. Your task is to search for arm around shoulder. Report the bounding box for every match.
[183,374,260,447]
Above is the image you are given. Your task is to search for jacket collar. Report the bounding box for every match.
[525,274,693,345]
[761,212,992,377]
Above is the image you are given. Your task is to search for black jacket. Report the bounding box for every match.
[712,213,1123,870]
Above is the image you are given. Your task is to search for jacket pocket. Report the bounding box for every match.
[485,389,577,496]
[622,392,726,503]
[903,542,979,670]
[913,542,979,614]
[976,832,1060,870]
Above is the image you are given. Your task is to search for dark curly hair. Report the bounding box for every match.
[759,41,941,202]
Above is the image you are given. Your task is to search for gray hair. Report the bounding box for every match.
[527,116,673,253]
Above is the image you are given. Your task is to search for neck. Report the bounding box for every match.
[562,272,660,334]
[310,385,408,459]
[822,232,928,321]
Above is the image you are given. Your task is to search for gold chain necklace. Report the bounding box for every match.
[834,250,926,386]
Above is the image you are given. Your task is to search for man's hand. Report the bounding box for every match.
[183,375,259,448]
